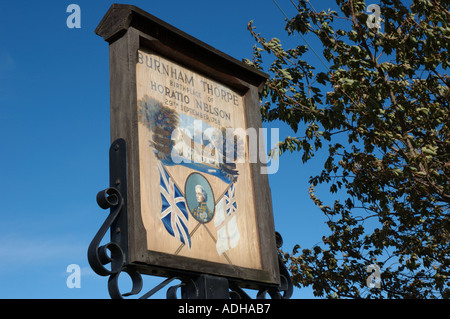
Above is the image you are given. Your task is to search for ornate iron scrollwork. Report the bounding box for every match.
[87,187,125,277]
[256,232,294,299]
[87,185,160,299]
[88,190,293,299]
[229,232,293,300]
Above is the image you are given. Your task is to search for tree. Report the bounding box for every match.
[247,0,449,298]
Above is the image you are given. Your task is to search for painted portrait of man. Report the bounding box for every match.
[191,184,213,223]
[185,173,215,224]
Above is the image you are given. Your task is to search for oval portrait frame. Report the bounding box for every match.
[184,173,215,224]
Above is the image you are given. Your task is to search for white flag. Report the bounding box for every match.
[227,215,240,249]
[215,216,240,256]
[214,196,226,227]
[214,184,239,255]
[216,223,229,256]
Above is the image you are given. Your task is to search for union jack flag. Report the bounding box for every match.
[157,161,191,248]
[224,183,237,217]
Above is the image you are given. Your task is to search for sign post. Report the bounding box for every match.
[88,4,292,299]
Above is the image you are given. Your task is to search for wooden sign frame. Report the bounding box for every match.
[95,4,279,289]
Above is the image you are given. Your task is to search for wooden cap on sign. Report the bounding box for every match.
[95,4,269,89]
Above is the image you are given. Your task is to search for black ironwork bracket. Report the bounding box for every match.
[87,138,293,299]
[87,187,125,277]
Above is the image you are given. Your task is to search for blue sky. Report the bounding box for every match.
[0,0,339,299]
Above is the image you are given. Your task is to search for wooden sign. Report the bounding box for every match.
[96,4,279,288]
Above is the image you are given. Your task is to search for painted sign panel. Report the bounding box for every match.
[136,50,262,270]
